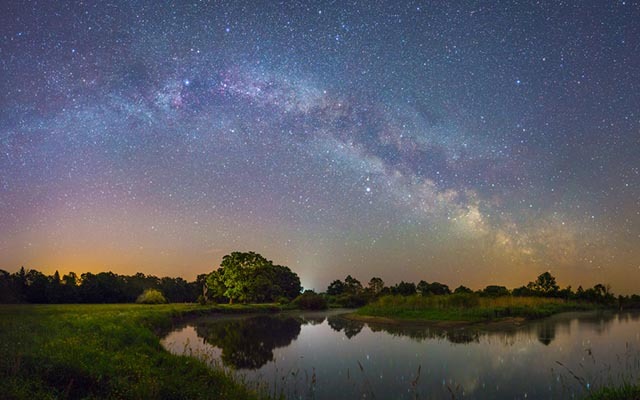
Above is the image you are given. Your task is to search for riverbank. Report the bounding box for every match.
[0,303,279,399]
[354,294,599,325]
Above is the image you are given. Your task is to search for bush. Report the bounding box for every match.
[332,293,368,308]
[292,292,328,310]
[447,293,480,308]
[136,289,167,304]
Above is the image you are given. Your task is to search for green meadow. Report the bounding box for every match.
[1,302,637,399]
[0,303,279,400]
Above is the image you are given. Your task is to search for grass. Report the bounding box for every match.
[587,384,640,400]
[1,301,629,399]
[356,294,597,322]
[0,303,280,399]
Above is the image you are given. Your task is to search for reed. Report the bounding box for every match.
[357,294,595,322]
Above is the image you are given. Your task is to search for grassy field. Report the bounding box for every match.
[587,385,640,400]
[356,294,596,322]
[0,303,280,399]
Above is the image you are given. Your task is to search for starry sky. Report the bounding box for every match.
[1,1,639,293]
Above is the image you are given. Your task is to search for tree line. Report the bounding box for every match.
[0,251,303,305]
[0,267,206,304]
[3,253,640,310]
[324,271,640,308]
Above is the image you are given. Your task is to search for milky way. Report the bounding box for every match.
[1,1,639,292]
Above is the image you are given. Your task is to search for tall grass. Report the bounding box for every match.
[357,294,595,322]
[555,338,640,400]
[587,384,640,399]
[0,303,278,399]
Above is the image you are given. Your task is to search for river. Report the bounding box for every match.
[161,310,640,399]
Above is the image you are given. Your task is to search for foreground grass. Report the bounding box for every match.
[357,294,597,322]
[0,303,280,399]
[587,384,640,400]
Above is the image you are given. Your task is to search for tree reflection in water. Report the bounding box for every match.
[325,311,623,347]
[299,314,326,326]
[190,310,626,370]
[194,316,301,369]
[536,321,556,346]
[327,316,364,339]
[368,324,481,344]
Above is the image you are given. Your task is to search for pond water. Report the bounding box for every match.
[161,310,640,399]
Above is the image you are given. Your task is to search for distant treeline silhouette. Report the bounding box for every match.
[323,272,640,309]
[3,262,640,309]
[0,267,205,304]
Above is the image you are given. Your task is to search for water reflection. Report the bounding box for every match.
[186,311,627,369]
[363,322,481,344]
[162,310,640,399]
[299,313,326,326]
[194,315,301,369]
[327,316,364,339]
[536,321,556,345]
[331,311,623,346]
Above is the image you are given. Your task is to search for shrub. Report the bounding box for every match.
[447,293,480,308]
[334,293,368,308]
[136,289,167,304]
[292,292,328,310]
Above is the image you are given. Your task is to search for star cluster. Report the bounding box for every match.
[1,1,638,291]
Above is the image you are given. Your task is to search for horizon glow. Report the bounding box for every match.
[1,1,638,293]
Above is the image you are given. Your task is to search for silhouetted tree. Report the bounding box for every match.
[24,269,49,303]
[428,282,451,295]
[271,265,302,300]
[79,272,128,303]
[417,280,429,296]
[60,272,80,303]
[529,272,560,297]
[417,281,450,295]
[159,277,193,302]
[0,270,21,303]
[512,285,534,297]
[395,281,417,296]
[481,285,510,297]
[454,285,473,294]
[344,275,362,294]
[326,279,346,295]
[46,270,63,303]
[368,277,384,295]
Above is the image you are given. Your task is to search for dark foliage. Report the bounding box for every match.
[292,291,328,310]
[394,281,417,296]
[416,280,451,295]
[327,316,364,338]
[0,267,201,304]
[194,316,301,369]
[480,285,511,297]
[454,285,473,294]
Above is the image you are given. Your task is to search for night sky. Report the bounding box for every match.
[1,1,639,292]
